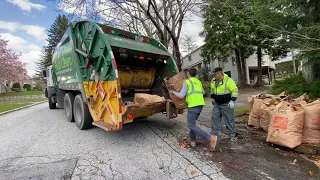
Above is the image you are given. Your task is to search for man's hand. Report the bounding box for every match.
[228,100,235,109]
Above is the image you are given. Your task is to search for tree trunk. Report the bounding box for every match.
[257,45,263,87]
[240,51,247,86]
[173,41,182,71]
[235,49,244,87]
[0,82,8,93]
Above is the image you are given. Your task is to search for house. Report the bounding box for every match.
[0,76,36,93]
[181,46,276,85]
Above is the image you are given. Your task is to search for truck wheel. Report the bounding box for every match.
[48,97,56,109]
[64,93,75,122]
[73,95,93,130]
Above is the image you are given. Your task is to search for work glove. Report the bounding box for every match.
[169,90,174,94]
[228,100,235,109]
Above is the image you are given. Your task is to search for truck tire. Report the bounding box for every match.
[73,95,93,130]
[64,93,75,122]
[48,97,56,109]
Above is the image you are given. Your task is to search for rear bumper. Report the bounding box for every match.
[122,101,166,124]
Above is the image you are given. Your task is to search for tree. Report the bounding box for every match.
[55,0,205,70]
[181,35,198,54]
[281,0,320,80]
[201,0,289,87]
[200,0,255,87]
[35,14,69,78]
[0,36,27,92]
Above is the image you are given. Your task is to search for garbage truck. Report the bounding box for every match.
[43,20,185,131]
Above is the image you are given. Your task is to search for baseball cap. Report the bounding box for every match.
[213,67,223,74]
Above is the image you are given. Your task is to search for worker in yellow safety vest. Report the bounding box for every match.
[210,67,239,142]
[169,67,217,151]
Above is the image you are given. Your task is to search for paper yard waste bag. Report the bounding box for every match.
[302,100,320,144]
[294,93,310,104]
[166,72,186,92]
[248,94,277,128]
[267,101,305,149]
[260,104,275,132]
[133,93,165,105]
[248,94,262,113]
[165,72,187,109]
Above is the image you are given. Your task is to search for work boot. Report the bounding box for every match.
[230,136,238,142]
[190,141,196,147]
[230,133,238,142]
[209,135,217,151]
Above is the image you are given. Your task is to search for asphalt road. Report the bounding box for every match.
[0,103,228,180]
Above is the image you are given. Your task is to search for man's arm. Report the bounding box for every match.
[171,82,188,99]
[227,78,239,101]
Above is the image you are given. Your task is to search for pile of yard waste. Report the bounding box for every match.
[248,92,320,149]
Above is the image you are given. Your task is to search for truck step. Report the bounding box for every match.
[92,120,115,131]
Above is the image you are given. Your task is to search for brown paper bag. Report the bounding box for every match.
[267,101,305,149]
[133,93,165,105]
[166,72,186,92]
[248,94,277,128]
[248,94,262,113]
[302,100,320,144]
[260,104,275,132]
[248,98,263,128]
[294,93,310,104]
[165,72,187,109]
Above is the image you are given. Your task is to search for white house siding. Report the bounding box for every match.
[181,46,276,85]
[182,47,239,83]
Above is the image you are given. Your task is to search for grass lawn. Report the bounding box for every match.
[234,106,249,117]
[0,98,46,113]
[0,91,44,97]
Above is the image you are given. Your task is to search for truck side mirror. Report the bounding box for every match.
[42,70,47,77]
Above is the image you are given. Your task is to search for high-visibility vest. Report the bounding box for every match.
[185,77,205,108]
[210,73,238,104]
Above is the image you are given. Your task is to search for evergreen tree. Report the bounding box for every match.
[200,0,288,87]
[35,15,69,78]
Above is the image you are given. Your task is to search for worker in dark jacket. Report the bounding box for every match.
[169,68,217,151]
[210,67,239,141]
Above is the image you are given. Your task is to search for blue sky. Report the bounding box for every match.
[0,0,205,76]
[0,0,62,76]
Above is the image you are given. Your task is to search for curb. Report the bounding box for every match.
[0,101,47,116]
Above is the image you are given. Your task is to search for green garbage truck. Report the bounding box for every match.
[43,20,185,131]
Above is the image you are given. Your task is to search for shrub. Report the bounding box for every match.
[199,66,210,81]
[23,84,32,91]
[203,82,211,97]
[269,72,320,99]
[35,84,43,91]
[11,88,22,92]
[308,80,320,99]
[12,82,21,89]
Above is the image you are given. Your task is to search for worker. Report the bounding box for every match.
[169,67,217,151]
[210,67,239,141]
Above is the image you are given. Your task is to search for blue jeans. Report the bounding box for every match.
[211,102,236,137]
[187,106,211,142]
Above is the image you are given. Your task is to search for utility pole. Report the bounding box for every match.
[291,49,296,74]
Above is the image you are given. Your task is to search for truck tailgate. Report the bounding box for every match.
[122,101,167,124]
